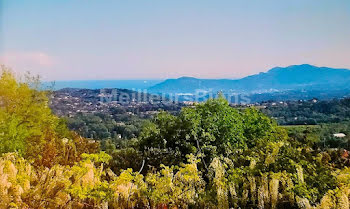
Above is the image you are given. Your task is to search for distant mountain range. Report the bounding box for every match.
[148,64,350,94]
[48,64,350,103]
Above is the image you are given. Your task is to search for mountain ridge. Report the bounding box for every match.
[148,64,350,94]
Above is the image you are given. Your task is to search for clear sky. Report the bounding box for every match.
[0,0,349,81]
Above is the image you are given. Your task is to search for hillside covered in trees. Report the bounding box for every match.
[262,98,350,125]
[2,67,350,208]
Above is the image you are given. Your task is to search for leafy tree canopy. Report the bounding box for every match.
[139,96,286,168]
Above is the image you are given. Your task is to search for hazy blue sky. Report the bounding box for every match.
[1,0,349,80]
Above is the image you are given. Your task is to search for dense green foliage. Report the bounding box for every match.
[2,67,350,208]
[138,97,287,170]
[0,69,98,167]
[285,124,350,151]
[66,112,143,140]
[262,99,350,125]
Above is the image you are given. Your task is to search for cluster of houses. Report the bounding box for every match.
[49,88,184,118]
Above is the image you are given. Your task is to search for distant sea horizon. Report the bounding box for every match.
[42,79,164,90]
